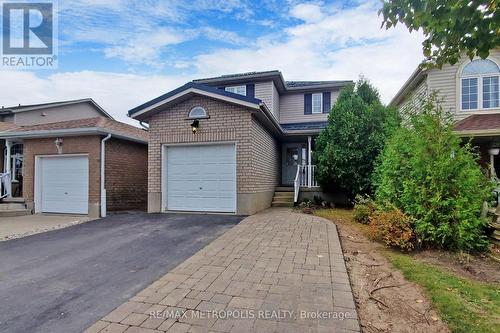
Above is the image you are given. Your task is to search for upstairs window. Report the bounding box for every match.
[461,59,500,110]
[188,106,208,119]
[312,93,323,114]
[225,85,246,96]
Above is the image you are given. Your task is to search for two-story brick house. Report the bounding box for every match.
[391,50,500,177]
[129,71,352,215]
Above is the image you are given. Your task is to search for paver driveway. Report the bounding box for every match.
[0,212,242,333]
[88,208,360,333]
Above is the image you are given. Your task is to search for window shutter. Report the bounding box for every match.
[304,94,312,114]
[323,92,331,113]
[246,84,255,98]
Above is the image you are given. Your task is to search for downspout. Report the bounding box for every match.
[139,121,149,130]
[100,134,112,217]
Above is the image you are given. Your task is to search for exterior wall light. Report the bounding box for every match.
[191,119,199,134]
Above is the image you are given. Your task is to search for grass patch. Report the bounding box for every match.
[315,208,370,236]
[316,208,500,333]
[385,251,500,333]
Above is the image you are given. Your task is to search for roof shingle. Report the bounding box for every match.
[5,117,148,142]
[454,114,500,132]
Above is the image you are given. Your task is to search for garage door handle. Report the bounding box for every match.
[64,192,68,195]
[199,187,202,190]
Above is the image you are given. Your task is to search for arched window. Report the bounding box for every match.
[188,106,208,119]
[461,59,500,110]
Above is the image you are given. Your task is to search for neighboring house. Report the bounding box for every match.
[128,70,352,215]
[391,49,500,176]
[0,99,148,218]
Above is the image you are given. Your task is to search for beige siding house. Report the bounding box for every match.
[391,49,500,176]
[129,70,352,215]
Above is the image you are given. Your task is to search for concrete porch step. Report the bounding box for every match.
[0,203,27,211]
[271,202,294,207]
[275,187,293,192]
[273,192,294,198]
[2,197,25,203]
[0,209,31,217]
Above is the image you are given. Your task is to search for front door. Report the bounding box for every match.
[282,143,306,186]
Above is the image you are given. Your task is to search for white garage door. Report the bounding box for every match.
[166,144,236,212]
[38,156,89,214]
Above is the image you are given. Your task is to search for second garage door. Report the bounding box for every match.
[166,144,236,213]
[38,155,89,214]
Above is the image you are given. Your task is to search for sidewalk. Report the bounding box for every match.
[85,208,360,333]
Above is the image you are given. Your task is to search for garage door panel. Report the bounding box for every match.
[166,144,236,213]
[39,156,89,214]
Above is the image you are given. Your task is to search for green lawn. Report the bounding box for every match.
[315,208,500,333]
[386,251,500,333]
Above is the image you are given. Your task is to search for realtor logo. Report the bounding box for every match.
[1,0,58,68]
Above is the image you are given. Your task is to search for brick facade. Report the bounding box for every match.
[147,95,279,215]
[105,138,148,211]
[23,136,102,216]
[23,135,148,217]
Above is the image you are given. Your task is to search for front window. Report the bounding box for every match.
[225,85,246,96]
[461,78,478,110]
[312,93,323,114]
[188,106,208,119]
[461,59,500,110]
[483,76,499,108]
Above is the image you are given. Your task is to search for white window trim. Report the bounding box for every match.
[311,93,323,114]
[459,58,500,112]
[225,85,246,96]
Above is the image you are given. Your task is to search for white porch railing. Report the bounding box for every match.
[0,172,11,199]
[293,165,319,202]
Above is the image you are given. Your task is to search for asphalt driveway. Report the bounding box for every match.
[0,212,242,333]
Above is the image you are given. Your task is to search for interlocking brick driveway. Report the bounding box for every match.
[86,208,360,333]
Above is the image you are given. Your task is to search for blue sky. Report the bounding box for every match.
[1,0,424,124]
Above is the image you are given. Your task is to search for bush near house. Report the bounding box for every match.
[373,95,492,251]
[353,194,376,224]
[369,207,416,251]
[314,79,400,200]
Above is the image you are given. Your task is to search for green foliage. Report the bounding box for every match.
[373,95,492,251]
[379,0,500,68]
[353,194,376,224]
[314,78,400,199]
[369,207,416,251]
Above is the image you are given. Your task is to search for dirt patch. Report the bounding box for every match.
[318,210,450,333]
[413,249,500,283]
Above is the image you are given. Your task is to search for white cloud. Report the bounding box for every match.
[290,3,324,22]
[103,28,192,66]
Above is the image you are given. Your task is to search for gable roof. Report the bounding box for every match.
[389,66,427,107]
[193,70,353,93]
[0,98,114,119]
[454,114,500,136]
[128,82,263,120]
[0,117,148,143]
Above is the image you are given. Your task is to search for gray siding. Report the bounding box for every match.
[11,103,104,126]
[255,81,275,118]
[398,79,428,115]
[272,82,280,122]
[425,49,500,121]
[279,90,339,124]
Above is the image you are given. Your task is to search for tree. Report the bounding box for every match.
[373,94,492,251]
[379,0,500,68]
[314,79,400,199]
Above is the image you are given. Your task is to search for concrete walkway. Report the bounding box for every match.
[0,214,93,241]
[86,208,360,333]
